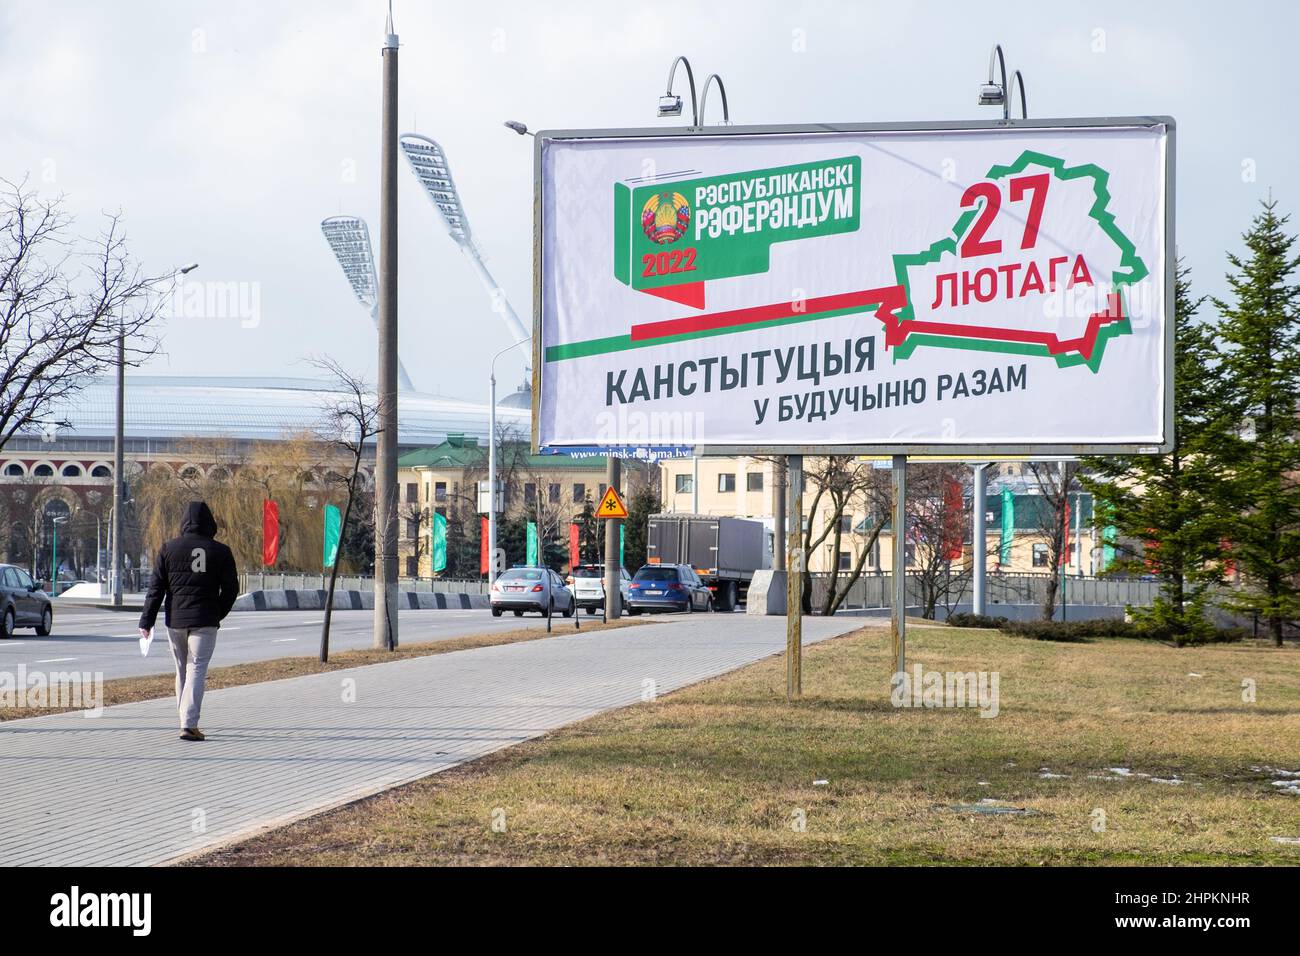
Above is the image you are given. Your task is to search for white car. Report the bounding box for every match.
[567,564,631,615]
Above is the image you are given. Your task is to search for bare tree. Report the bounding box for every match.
[1025,460,1080,620]
[907,464,973,619]
[0,179,164,451]
[801,456,892,615]
[399,500,430,578]
[312,357,382,661]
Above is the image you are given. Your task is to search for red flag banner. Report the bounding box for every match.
[1220,538,1235,579]
[569,523,580,570]
[1060,500,1071,568]
[942,477,964,560]
[262,499,280,567]
[480,516,490,575]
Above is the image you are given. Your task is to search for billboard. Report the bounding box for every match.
[534,118,1173,455]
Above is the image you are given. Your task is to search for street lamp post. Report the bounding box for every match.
[488,339,530,585]
[111,262,197,606]
[374,6,401,652]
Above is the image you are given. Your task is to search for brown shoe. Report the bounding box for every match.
[179,728,205,741]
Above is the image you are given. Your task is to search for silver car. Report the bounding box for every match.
[490,567,575,618]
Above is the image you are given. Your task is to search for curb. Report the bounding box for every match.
[230,589,490,612]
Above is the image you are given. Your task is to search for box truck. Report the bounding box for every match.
[644,513,771,612]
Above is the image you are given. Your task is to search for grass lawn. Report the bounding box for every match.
[196,624,1300,866]
[0,618,641,721]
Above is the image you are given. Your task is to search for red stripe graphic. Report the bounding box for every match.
[628,285,1124,362]
[630,287,904,342]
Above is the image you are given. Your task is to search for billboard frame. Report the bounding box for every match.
[532,115,1175,457]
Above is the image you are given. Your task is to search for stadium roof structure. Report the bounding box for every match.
[19,375,529,449]
[398,434,606,471]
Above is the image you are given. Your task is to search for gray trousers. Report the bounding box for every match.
[166,626,218,729]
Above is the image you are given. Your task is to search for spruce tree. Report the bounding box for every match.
[622,483,662,572]
[1082,265,1229,643]
[1213,199,1300,646]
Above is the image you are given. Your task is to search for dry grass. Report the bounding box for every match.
[194,625,1300,866]
[0,618,640,722]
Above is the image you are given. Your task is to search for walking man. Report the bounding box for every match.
[138,501,239,741]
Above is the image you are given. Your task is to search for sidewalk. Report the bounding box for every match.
[0,614,865,866]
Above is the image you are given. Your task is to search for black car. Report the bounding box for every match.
[0,564,53,638]
[626,564,713,614]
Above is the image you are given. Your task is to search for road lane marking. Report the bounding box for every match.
[271,638,297,643]
[36,658,77,663]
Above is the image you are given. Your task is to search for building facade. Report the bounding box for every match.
[657,456,1104,576]
[397,435,612,578]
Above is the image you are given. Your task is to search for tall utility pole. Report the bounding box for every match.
[373,11,400,650]
[604,457,622,618]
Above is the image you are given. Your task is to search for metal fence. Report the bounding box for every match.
[807,572,1159,612]
[238,572,490,596]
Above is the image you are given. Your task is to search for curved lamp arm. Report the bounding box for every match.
[665,55,699,127]
[700,73,730,125]
[1009,69,1028,119]
[987,44,1009,120]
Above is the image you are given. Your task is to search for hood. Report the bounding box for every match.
[180,501,218,538]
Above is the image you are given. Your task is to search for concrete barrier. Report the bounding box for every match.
[745,570,788,616]
[231,589,490,612]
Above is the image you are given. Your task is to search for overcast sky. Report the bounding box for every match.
[2,0,1295,402]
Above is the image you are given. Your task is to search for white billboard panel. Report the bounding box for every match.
[534,118,1173,455]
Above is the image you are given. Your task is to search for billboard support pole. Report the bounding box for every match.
[785,454,803,699]
[972,462,988,616]
[891,455,907,677]
[604,456,622,619]
[773,458,787,572]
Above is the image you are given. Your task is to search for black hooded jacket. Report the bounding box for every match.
[139,501,239,631]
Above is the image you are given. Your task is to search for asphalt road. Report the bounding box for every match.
[0,604,600,681]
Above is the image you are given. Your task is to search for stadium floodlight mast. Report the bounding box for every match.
[399,133,532,346]
[979,43,1028,120]
[321,216,415,391]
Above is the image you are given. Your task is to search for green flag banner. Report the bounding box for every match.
[432,512,447,574]
[526,521,538,566]
[323,504,341,569]
[1101,524,1116,571]
[999,489,1014,565]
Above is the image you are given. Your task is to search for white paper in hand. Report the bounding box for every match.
[139,627,155,657]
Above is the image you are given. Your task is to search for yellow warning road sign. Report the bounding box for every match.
[596,486,627,519]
